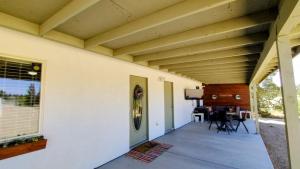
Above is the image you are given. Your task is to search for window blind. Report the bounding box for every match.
[0,57,42,141]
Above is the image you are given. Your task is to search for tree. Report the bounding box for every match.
[26,83,36,106]
[18,83,38,106]
[0,90,6,98]
[257,71,283,116]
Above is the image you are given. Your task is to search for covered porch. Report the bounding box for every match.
[97,120,273,169]
[0,0,300,169]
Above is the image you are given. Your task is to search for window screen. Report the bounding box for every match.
[0,57,42,141]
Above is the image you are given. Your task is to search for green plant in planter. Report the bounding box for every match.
[31,137,39,142]
[0,135,44,148]
[14,138,26,146]
[1,142,9,148]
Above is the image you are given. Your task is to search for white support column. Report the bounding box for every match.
[250,83,260,134]
[276,36,300,169]
[249,85,254,113]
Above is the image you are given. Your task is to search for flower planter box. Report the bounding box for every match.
[0,139,47,160]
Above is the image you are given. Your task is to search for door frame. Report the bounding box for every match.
[164,81,174,133]
[129,75,149,148]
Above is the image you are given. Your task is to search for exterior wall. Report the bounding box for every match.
[0,27,200,169]
[203,84,250,110]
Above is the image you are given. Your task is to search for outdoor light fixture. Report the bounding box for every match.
[28,71,37,76]
[28,64,40,76]
[235,94,241,100]
[212,94,217,100]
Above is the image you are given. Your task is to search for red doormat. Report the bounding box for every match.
[127,141,173,163]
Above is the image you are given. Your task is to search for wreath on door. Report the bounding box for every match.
[132,85,144,130]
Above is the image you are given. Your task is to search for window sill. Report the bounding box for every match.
[0,139,47,160]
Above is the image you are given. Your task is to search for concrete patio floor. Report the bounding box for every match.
[96,120,273,169]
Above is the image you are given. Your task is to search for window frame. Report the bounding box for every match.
[0,53,46,143]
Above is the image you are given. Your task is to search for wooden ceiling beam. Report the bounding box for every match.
[200,78,248,84]
[134,33,267,62]
[160,55,258,69]
[250,26,277,83]
[251,0,300,83]
[184,70,253,76]
[85,0,232,48]
[196,75,249,79]
[179,68,254,75]
[290,38,300,47]
[276,0,300,36]
[114,9,276,56]
[40,0,103,35]
[149,45,262,66]
[187,71,252,76]
[290,24,300,39]
[174,67,255,74]
[0,11,115,57]
[168,62,257,72]
[191,77,249,81]
[190,74,250,80]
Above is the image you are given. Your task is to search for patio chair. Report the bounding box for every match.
[208,111,219,130]
[217,110,232,134]
[234,113,249,134]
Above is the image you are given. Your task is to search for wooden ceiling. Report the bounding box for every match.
[250,0,300,83]
[1,0,299,84]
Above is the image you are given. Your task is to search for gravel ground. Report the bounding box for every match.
[259,118,289,169]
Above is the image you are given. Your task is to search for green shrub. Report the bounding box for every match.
[259,110,271,118]
[298,96,300,116]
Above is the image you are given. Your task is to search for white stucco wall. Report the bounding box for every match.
[0,27,201,169]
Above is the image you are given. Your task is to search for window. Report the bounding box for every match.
[0,56,42,141]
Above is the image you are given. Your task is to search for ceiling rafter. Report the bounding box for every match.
[194,78,250,84]
[187,70,253,75]
[183,71,252,77]
[276,0,300,36]
[85,0,232,48]
[149,45,262,66]
[290,24,300,39]
[250,26,276,83]
[0,0,281,84]
[168,62,257,72]
[190,74,250,80]
[114,9,276,56]
[40,0,103,35]
[201,79,248,84]
[172,66,256,73]
[134,32,268,62]
[290,38,300,47]
[176,67,254,74]
[191,77,250,81]
[178,67,255,74]
[197,75,250,79]
[160,55,258,69]
[251,0,300,83]
[0,11,114,56]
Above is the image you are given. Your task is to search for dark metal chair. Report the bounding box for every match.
[217,110,232,134]
[208,111,219,130]
[234,113,249,133]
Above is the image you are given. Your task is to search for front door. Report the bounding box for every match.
[164,81,174,133]
[130,75,148,147]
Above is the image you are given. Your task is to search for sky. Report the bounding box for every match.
[0,79,41,95]
[272,53,300,86]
